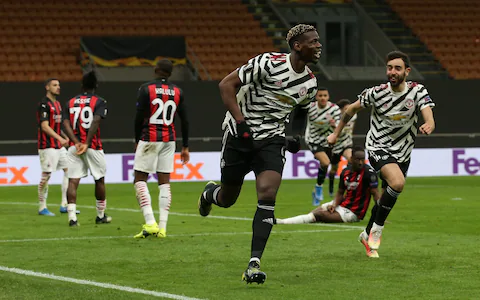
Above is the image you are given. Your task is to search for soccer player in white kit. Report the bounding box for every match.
[328,51,436,254]
[304,87,341,205]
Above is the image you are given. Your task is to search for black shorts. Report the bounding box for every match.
[220,133,286,185]
[330,146,352,165]
[308,143,332,158]
[368,149,410,188]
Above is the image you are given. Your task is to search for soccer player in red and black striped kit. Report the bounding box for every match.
[132,59,190,239]
[37,78,73,216]
[273,146,382,257]
[62,71,110,227]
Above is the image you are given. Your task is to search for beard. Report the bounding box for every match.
[388,72,405,87]
[298,49,318,64]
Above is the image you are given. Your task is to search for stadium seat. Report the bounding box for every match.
[0,0,277,81]
[387,0,480,79]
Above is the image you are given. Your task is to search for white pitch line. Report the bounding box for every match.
[0,201,364,229]
[0,235,131,243]
[0,265,204,300]
[0,228,355,243]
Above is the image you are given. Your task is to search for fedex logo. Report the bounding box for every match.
[291,151,369,178]
[453,150,480,175]
[122,154,204,181]
[171,154,203,180]
[292,152,320,177]
[0,157,28,184]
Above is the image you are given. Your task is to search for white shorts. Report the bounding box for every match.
[38,148,69,173]
[134,141,175,174]
[320,200,359,223]
[67,146,106,180]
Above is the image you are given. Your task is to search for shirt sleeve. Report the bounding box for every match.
[176,89,189,148]
[136,85,149,112]
[237,53,269,85]
[332,104,342,124]
[38,102,50,122]
[416,85,435,110]
[94,98,108,119]
[358,87,376,108]
[366,166,379,188]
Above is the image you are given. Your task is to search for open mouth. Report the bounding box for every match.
[314,50,321,59]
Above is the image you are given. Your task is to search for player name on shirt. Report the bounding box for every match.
[64,93,107,150]
[155,87,176,96]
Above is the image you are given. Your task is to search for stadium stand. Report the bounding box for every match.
[1,0,477,81]
[387,0,480,79]
[0,0,277,81]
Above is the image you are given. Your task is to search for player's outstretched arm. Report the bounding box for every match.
[219,70,245,122]
[419,106,435,135]
[327,100,363,145]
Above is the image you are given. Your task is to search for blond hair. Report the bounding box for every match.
[286,24,316,49]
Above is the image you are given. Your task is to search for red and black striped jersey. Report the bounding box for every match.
[135,79,189,146]
[338,164,378,220]
[63,93,107,150]
[37,97,63,149]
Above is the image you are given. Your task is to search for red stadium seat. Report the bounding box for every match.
[0,0,278,81]
[387,0,480,79]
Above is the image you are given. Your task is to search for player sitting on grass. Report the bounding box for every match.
[270,146,382,257]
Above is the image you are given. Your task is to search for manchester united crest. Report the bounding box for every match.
[298,87,307,97]
[405,98,414,109]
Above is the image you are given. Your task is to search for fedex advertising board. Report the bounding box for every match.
[1,148,479,186]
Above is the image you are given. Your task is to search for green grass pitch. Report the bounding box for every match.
[0,177,479,299]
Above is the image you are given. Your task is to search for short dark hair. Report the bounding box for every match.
[286,24,316,49]
[317,86,328,92]
[352,145,365,154]
[386,51,410,68]
[82,71,97,90]
[336,99,351,109]
[155,59,173,75]
[44,78,58,87]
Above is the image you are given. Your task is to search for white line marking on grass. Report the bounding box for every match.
[0,229,355,243]
[0,201,364,229]
[0,228,355,243]
[0,265,205,300]
[0,235,131,243]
